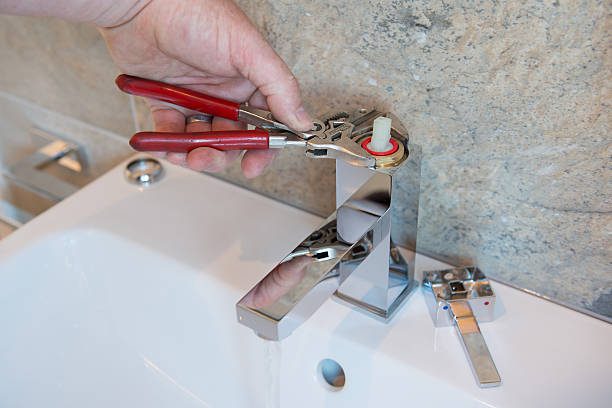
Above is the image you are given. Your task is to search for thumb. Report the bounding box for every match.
[237,35,313,131]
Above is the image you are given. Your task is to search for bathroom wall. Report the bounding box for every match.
[0,1,609,319]
[0,15,132,180]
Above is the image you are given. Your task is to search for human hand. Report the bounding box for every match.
[241,255,313,309]
[98,0,312,178]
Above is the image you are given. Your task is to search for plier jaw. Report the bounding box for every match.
[301,109,409,170]
[304,122,377,168]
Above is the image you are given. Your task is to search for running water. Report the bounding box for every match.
[263,340,282,408]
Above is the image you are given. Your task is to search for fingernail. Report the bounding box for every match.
[292,106,313,131]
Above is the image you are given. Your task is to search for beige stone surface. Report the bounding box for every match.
[0,1,609,318]
[0,91,132,182]
[0,15,134,136]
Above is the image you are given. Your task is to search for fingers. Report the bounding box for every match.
[241,149,278,179]
[185,115,213,132]
[247,89,269,110]
[150,105,185,133]
[185,117,241,172]
[167,114,213,166]
[148,97,278,177]
[186,147,241,173]
[184,116,277,177]
[149,104,185,161]
[236,34,313,131]
[241,90,278,177]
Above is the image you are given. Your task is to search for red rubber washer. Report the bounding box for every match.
[361,137,399,156]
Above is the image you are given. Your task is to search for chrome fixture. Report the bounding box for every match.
[236,109,421,340]
[422,267,502,388]
[124,157,164,186]
[1,128,85,236]
[8,128,87,201]
[0,194,34,230]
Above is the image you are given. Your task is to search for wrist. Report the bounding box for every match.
[0,0,151,27]
[89,0,152,28]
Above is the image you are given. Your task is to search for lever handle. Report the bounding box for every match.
[116,75,241,121]
[449,301,501,388]
[130,130,270,152]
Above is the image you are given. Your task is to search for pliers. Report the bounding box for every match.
[115,75,404,169]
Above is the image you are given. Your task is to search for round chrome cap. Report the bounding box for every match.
[124,157,164,186]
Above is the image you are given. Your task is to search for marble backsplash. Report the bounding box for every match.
[0,1,609,319]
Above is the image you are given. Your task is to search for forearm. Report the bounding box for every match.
[0,0,151,27]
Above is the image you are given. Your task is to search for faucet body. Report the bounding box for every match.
[236,111,421,340]
[333,159,419,319]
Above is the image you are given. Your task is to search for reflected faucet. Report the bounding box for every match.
[236,109,421,340]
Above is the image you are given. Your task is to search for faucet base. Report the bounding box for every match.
[333,244,418,321]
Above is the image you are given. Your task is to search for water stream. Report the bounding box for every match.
[263,340,282,408]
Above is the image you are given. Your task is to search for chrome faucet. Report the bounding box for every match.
[8,127,87,201]
[236,109,421,340]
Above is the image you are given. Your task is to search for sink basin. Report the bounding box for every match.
[0,156,610,407]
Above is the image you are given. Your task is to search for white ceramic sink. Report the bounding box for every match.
[0,156,610,407]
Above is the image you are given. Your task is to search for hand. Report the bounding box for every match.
[241,256,313,309]
[98,0,312,178]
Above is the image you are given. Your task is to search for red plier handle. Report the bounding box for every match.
[116,74,272,152]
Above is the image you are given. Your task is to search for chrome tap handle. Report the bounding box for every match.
[448,301,502,388]
[422,267,502,388]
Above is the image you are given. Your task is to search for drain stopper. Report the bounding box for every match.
[124,157,164,186]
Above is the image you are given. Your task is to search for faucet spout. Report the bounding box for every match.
[236,168,416,340]
[236,213,364,341]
